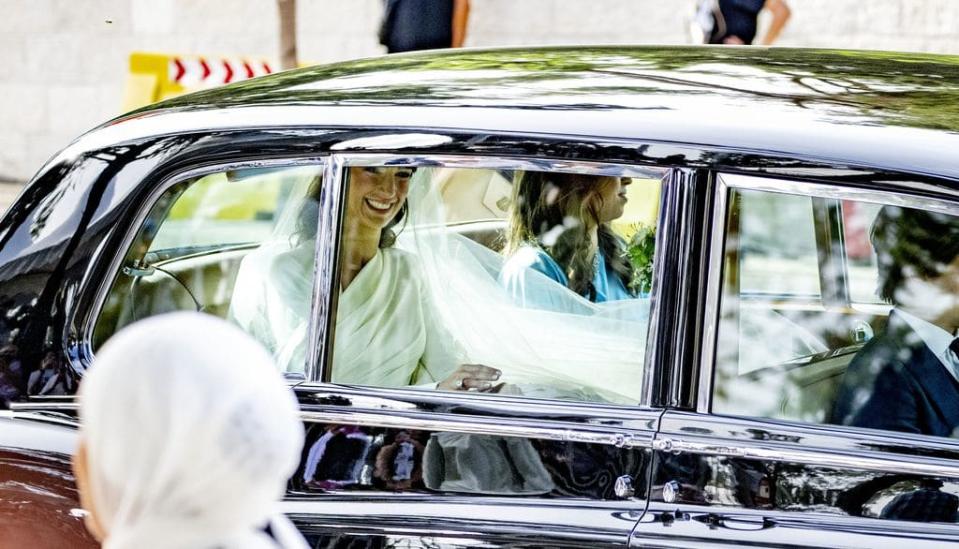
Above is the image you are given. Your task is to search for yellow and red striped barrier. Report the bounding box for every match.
[123,52,275,112]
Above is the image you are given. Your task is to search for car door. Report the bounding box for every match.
[3,141,334,548]
[284,153,679,548]
[62,131,681,547]
[639,172,959,548]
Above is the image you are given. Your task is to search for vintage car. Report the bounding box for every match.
[3,46,959,548]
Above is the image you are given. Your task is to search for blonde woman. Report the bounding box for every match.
[501,171,637,310]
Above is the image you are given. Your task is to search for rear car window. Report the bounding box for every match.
[713,178,959,441]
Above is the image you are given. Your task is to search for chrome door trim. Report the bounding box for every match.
[300,408,654,448]
[329,153,668,180]
[282,499,637,544]
[696,171,959,414]
[285,493,644,508]
[316,153,668,395]
[723,172,959,215]
[654,430,959,480]
[1,409,79,427]
[7,401,654,448]
[9,402,79,412]
[641,168,675,405]
[636,502,959,547]
[298,383,666,420]
[77,156,328,373]
[9,402,649,448]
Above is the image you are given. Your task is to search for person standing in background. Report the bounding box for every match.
[380,0,471,53]
[701,0,791,45]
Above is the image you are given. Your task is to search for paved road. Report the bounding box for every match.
[0,182,24,216]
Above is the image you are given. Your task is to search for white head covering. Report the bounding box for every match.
[79,312,307,549]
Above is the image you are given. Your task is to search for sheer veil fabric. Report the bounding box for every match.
[230,174,317,374]
[78,312,307,549]
[397,168,651,404]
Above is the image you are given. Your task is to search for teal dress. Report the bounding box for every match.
[500,245,633,311]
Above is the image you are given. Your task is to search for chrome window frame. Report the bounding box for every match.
[654,416,959,479]
[698,172,959,414]
[78,156,328,381]
[314,153,669,408]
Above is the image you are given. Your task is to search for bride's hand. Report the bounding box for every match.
[437,364,502,391]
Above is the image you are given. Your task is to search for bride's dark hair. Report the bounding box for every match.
[294,174,408,248]
[504,171,633,299]
[376,202,408,248]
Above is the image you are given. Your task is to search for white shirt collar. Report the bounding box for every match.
[895,309,959,383]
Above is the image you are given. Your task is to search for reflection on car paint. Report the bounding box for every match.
[293,422,650,502]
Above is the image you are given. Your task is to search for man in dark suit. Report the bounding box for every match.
[832,205,959,438]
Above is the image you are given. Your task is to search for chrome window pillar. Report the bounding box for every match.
[696,173,729,414]
[309,157,344,382]
[642,167,702,408]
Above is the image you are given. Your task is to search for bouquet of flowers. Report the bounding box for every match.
[625,223,655,296]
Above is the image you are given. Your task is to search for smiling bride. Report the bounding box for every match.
[230,166,501,391]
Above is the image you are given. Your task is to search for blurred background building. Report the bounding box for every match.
[1,0,957,187]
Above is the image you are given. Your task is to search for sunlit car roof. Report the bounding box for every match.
[68,46,959,181]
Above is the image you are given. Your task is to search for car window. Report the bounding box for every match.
[843,199,886,306]
[738,190,820,299]
[324,164,664,405]
[713,179,959,440]
[92,164,324,376]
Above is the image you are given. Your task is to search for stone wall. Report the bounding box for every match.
[1,0,957,182]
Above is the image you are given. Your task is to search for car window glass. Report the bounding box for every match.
[714,181,959,441]
[325,165,663,405]
[738,190,820,298]
[720,189,821,378]
[843,199,886,305]
[92,164,324,377]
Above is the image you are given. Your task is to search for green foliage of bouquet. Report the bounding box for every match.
[625,223,656,295]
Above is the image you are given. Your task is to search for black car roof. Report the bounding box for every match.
[92,46,959,180]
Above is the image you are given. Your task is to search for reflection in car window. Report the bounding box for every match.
[325,165,663,405]
[843,200,885,305]
[714,184,959,440]
[92,164,324,374]
[738,190,820,298]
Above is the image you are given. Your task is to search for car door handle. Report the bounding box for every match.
[714,514,773,531]
[695,513,776,532]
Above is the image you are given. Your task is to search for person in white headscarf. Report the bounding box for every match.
[72,312,307,549]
